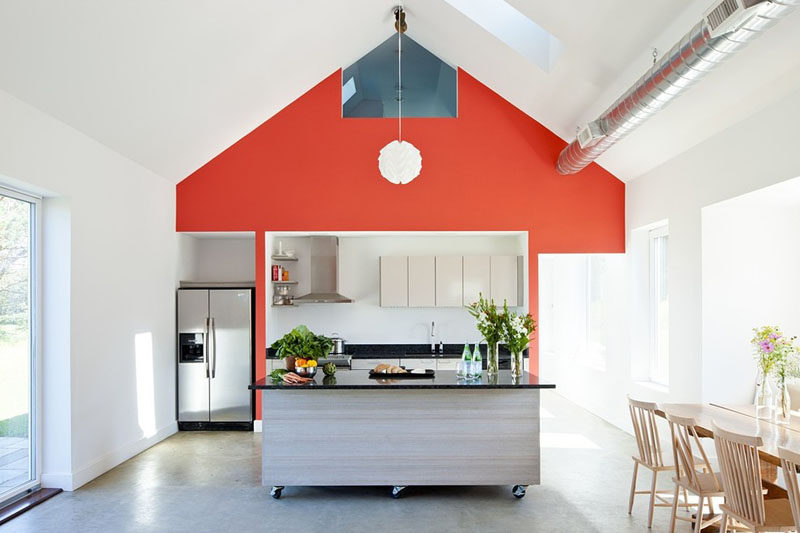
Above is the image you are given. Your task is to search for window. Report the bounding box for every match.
[0,186,39,505]
[585,256,609,370]
[648,225,669,385]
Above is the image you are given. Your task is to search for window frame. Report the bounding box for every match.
[648,224,669,386]
[0,184,42,505]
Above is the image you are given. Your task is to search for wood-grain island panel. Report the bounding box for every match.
[261,389,540,487]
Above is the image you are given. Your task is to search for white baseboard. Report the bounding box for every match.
[43,420,178,491]
[253,420,262,433]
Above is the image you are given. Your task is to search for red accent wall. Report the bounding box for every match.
[177,69,625,418]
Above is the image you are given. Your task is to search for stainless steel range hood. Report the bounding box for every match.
[293,236,353,304]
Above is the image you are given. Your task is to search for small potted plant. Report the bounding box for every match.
[271,325,333,376]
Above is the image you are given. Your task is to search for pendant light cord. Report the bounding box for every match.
[397,5,402,143]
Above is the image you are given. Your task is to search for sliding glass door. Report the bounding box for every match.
[0,187,39,504]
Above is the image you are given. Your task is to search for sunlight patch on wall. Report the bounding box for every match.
[135,332,157,439]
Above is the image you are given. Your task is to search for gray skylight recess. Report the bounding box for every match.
[342,33,457,118]
[443,0,562,72]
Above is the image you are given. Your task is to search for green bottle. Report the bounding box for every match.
[459,344,471,378]
[472,343,483,378]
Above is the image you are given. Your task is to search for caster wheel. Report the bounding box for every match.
[512,485,527,499]
[391,485,407,499]
[271,486,284,499]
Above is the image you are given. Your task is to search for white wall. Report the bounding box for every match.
[181,236,255,282]
[702,179,800,404]
[541,82,800,431]
[266,234,526,344]
[0,88,183,490]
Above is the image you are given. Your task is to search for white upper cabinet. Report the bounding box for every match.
[490,255,522,307]
[380,256,408,307]
[463,255,491,306]
[408,256,436,307]
[435,256,463,307]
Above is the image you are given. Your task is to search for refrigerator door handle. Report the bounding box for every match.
[204,318,210,378]
[210,317,217,379]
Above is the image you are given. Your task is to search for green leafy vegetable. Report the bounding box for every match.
[270,325,333,361]
[269,368,289,383]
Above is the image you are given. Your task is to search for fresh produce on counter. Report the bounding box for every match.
[281,372,314,385]
[323,362,337,376]
[269,368,289,383]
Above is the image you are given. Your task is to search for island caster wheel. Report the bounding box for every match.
[512,485,527,499]
[271,486,284,499]
[391,485,407,499]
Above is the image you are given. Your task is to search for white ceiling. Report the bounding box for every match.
[1,1,799,183]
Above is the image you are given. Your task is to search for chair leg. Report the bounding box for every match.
[648,469,658,528]
[693,496,704,533]
[628,461,639,514]
[719,511,727,533]
[682,487,690,512]
[668,484,679,533]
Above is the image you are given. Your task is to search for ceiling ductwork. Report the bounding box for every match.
[556,0,800,175]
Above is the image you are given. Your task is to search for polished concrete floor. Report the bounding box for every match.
[5,394,683,532]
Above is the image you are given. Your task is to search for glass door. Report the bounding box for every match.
[0,187,39,504]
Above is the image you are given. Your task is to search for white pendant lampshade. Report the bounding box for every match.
[378,139,422,184]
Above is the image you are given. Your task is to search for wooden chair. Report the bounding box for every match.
[665,411,725,533]
[778,447,800,531]
[712,422,795,532]
[628,397,694,528]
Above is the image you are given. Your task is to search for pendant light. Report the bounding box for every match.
[378,5,422,185]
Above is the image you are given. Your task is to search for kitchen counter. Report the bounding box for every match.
[250,370,552,389]
[254,369,554,500]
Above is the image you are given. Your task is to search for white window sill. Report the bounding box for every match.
[635,380,669,394]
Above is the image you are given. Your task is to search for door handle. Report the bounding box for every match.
[210,317,217,379]
[204,318,210,378]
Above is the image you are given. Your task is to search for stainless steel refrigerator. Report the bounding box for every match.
[177,287,254,429]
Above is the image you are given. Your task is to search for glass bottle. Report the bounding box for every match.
[458,344,471,379]
[472,343,482,379]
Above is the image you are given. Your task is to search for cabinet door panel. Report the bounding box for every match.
[490,255,520,306]
[436,359,459,371]
[435,256,463,307]
[380,256,408,307]
[408,256,436,307]
[403,358,437,370]
[463,255,491,306]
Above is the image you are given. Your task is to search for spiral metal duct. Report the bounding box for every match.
[555,0,800,175]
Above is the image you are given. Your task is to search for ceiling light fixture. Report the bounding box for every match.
[378,5,421,185]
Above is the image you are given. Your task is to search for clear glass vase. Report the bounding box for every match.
[487,342,499,377]
[776,377,792,425]
[756,371,774,420]
[510,350,524,379]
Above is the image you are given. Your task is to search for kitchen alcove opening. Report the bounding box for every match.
[342,33,457,118]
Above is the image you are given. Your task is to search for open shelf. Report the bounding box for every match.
[272,280,298,285]
[271,255,298,261]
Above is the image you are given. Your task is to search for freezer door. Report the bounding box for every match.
[209,289,252,422]
[178,289,210,422]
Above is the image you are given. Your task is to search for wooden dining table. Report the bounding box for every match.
[657,403,800,468]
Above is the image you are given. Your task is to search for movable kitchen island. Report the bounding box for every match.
[249,370,555,499]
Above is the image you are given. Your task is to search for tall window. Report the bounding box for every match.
[0,186,39,505]
[585,256,609,370]
[648,225,669,385]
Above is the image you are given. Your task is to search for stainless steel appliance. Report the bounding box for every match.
[329,333,346,355]
[178,287,254,430]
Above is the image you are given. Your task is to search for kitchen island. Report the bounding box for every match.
[249,370,555,499]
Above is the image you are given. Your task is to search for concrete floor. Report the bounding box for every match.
[4,394,684,532]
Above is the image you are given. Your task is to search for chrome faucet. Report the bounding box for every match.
[430,321,436,353]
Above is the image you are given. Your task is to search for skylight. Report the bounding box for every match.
[443,0,562,72]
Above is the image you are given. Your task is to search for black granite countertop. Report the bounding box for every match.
[249,370,554,390]
[266,343,529,360]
